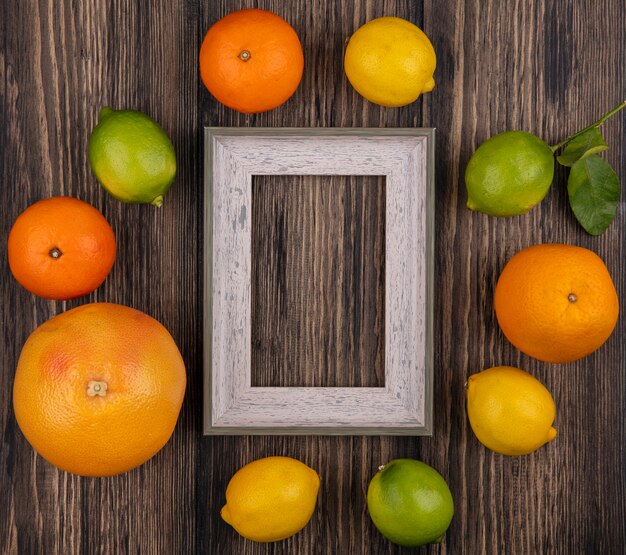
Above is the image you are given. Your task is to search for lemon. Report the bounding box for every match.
[344,17,436,107]
[367,459,454,547]
[465,131,555,216]
[220,456,320,542]
[466,366,557,456]
[88,107,176,207]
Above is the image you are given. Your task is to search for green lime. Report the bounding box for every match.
[465,130,554,216]
[88,107,176,206]
[367,458,454,547]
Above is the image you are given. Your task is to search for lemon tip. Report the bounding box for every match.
[422,77,435,93]
[220,504,232,525]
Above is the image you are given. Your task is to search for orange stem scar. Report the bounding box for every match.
[49,247,63,259]
[87,380,108,397]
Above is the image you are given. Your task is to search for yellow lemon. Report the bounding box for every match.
[220,456,320,542]
[344,17,436,107]
[466,366,557,456]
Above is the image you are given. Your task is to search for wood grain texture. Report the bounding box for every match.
[252,173,386,388]
[1,1,624,554]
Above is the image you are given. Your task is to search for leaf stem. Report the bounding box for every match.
[550,100,626,153]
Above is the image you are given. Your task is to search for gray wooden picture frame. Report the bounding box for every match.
[203,127,434,435]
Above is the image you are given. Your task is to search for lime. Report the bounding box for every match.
[367,459,454,547]
[465,130,554,216]
[88,107,176,206]
[466,366,557,456]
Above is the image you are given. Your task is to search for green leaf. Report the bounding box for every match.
[568,155,620,235]
[557,128,608,167]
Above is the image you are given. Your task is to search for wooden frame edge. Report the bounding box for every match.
[203,127,435,436]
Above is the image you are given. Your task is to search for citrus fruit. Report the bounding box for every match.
[199,9,304,114]
[466,366,557,456]
[494,244,619,363]
[344,17,436,107]
[465,131,555,216]
[8,196,116,300]
[221,456,320,542]
[88,107,176,206]
[367,459,454,547]
[13,303,186,477]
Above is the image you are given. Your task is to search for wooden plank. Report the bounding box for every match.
[0,1,201,554]
[0,0,623,554]
[421,1,626,553]
[199,1,427,552]
[251,174,386,389]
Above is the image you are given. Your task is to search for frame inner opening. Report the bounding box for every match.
[251,174,386,387]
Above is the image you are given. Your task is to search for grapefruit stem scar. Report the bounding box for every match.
[87,380,108,397]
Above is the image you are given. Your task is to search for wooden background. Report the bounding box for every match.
[1,0,624,553]
[252,174,386,389]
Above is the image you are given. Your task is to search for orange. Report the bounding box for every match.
[8,197,116,300]
[494,244,619,363]
[13,303,186,477]
[199,8,304,113]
